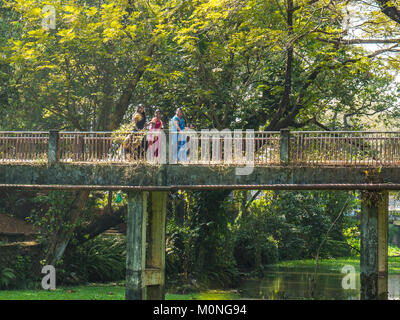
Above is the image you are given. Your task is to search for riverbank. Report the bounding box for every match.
[269,256,400,274]
[2,256,400,300]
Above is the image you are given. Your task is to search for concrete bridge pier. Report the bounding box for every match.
[360,190,389,300]
[125,191,167,300]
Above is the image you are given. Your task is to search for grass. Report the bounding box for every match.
[0,285,126,300]
[270,256,400,274]
[0,284,240,300]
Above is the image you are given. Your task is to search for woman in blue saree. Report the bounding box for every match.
[170,108,186,162]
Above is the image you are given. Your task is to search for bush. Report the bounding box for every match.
[233,197,279,271]
[320,239,352,258]
[389,244,400,256]
[9,255,39,289]
[165,219,187,278]
[60,235,126,284]
[0,267,15,289]
[234,191,357,267]
[343,225,360,256]
[234,233,278,270]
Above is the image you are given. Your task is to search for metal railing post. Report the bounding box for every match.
[165,130,170,165]
[72,133,85,161]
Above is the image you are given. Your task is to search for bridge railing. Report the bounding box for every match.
[58,131,150,163]
[182,131,280,165]
[0,132,48,162]
[3,130,400,166]
[255,131,281,164]
[56,130,282,165]
[290,131,400,166]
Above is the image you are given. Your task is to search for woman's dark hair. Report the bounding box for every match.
[136,104,144,113]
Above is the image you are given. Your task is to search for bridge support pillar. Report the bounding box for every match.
[146,191,167,299]
[126,191,147,300]
[360,190,388,300]
[125,191,167,300]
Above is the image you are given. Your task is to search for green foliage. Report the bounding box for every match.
[93,191,126,211]
[28,191,94,246]
[322,239,353,258]
[233,198,279,270]
[343,225,361,256]
[8,255,38,289]
[28,191,74,244]
[60,235,126,284]
[234,232,279,270]
[165,217,187,277]
[389,244,400,257]
[2,0,399,132]
[389,223,399,244]
[166,190,238,288]
[233,191,356,271]
[186,190,239,287]
[0,190,38,219]
[2,0,171,130]
[0,266,15,289]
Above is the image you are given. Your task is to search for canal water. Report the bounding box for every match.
[237,266,400,300]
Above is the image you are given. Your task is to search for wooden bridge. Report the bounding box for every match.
[0,129,399,300]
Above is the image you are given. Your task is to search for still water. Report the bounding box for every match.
[238,267,400,300]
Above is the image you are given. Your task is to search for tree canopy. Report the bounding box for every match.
[1,0,400,131]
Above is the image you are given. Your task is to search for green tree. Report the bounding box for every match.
[234,190,358,269]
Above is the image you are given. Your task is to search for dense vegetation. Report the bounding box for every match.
[2,0,400,291]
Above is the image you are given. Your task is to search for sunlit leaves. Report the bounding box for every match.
[3,0,400,132]
[4,0,166,130]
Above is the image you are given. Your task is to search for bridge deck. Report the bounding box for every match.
[0,163,399,190]
[1,130,400,190]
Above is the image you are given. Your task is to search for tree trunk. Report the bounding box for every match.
[239,190,248,218]
[45,190,90,265]
[110,42,156,130]
[267,0,293,130]
[254,222,262,270]
[74,206,126,245]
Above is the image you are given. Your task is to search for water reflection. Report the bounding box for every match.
[239,267,400,300]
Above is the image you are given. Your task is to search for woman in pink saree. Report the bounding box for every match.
[148,109,164,161]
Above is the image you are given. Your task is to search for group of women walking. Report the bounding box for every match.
[124,104,192,161]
